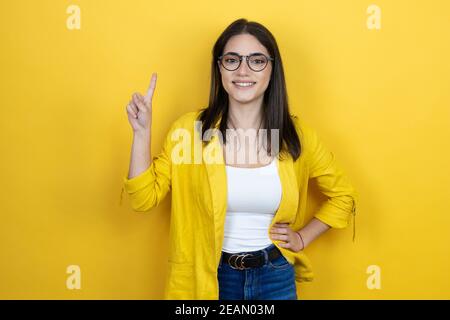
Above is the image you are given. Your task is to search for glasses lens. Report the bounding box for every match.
[221,54,240,70]
[249,54,268,71]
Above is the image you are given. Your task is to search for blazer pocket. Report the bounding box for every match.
[165,261,195,299]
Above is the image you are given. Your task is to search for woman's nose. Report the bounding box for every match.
[236,57,251,74]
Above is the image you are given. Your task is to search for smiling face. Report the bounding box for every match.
[218,33,273,106]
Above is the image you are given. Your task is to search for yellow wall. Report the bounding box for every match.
[1,0,449,299]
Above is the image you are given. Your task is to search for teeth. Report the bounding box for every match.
[234,82,255,87]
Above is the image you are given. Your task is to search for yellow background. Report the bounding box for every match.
[1,0,449,299]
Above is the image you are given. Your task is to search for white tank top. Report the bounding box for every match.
[222,158,282,253]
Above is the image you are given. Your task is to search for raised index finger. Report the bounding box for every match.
[144,72,157,105]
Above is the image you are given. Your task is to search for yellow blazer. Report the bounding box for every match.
[120,110,358,299]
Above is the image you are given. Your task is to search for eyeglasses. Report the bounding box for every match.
[217,52,274,72]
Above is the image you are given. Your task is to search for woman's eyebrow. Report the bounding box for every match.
[224,51,265,56]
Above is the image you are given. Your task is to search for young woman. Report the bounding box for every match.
[121,18,357,300]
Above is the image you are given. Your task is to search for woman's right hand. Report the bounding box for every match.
[126,72,157,133]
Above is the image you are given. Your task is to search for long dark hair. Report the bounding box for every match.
[197,18,302,161]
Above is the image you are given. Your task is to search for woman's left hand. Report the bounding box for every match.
[269,223,304,253]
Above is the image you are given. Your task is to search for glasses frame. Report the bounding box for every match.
[217,52,274,72]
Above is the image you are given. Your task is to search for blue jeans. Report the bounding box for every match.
[217,243,298,300]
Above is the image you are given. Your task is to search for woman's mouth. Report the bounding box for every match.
[232,81,256,89]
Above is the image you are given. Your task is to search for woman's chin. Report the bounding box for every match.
[230,93,259,104]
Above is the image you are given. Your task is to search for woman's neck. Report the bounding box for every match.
[227,102,263,130]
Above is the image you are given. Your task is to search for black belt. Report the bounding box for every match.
[221,245,281,270]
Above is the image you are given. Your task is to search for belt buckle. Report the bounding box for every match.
[228,253,253,270]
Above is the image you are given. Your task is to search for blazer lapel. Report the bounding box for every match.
[202,116,227,266]
[273,154,299,224]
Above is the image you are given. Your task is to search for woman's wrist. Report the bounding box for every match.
[133,128,151,139]
[295,230,305,251]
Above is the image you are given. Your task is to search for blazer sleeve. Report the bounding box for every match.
[305,123,358,235]
[119,123,176,212]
